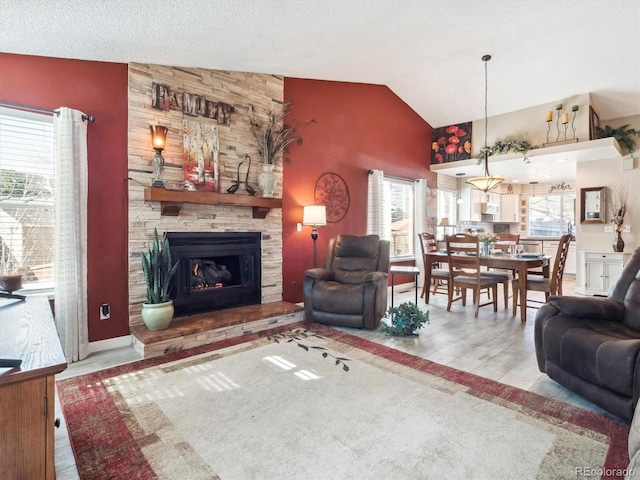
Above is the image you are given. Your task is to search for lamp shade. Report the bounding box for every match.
[466,175,505,193]
[150,125,168,150]
[439,218,450,226]
[302,205,327,226]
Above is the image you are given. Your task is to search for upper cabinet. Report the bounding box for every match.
[500,194,520,223]
[458,187,484,222]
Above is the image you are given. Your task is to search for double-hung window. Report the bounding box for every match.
[528,192,576,237]
[0,108,55,288]
[385,177,415,259]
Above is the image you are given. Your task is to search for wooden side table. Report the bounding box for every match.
[0,296,67,480]
[389,266,420,306]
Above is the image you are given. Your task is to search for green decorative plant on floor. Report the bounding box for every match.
[141,228,179,304]
[379,302,429,337]
[597,124,640,155]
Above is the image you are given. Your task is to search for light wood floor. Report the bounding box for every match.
[54,277,611,479]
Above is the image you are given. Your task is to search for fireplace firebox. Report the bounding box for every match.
[166,232,261,317]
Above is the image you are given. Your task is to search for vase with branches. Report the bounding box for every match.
[608,182,630,252]
[248,102,313,166]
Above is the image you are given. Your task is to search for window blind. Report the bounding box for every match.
[0,107,55,286]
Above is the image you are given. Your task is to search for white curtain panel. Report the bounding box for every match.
[54,107,88,363]
[414,179,428,286]
[366,169,387,238]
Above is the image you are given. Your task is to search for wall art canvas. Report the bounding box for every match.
[183,120,220,192]
[431,122,472,164]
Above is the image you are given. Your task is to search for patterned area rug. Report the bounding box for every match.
[57,324,630,480]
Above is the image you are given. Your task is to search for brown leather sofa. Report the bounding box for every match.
[303,234,390,329]
[535,247,640,422]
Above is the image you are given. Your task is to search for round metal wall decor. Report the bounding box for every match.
[314,172,350,223]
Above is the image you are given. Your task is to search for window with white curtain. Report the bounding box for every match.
[0,108,55,287]
[385,177,415,258]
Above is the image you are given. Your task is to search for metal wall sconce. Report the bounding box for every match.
[150,125,168,188]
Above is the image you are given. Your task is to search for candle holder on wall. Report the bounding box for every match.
[543,104,579,147]
[545,118,552,143]
[555,104,562,142]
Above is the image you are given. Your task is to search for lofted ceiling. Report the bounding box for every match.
[1,0,639,183]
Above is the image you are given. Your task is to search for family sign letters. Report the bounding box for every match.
[151,82,234,125]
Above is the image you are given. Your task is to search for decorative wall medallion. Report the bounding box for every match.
[314,172,350,223]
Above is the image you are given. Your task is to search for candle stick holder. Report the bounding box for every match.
[571,105,579,139]
[555,104,563,142]
[545,120,551,143]
[563,122,569,141]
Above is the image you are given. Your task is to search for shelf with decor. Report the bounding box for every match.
[143,187,282,218]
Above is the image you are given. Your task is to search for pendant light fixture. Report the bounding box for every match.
[467,54,504,193]
[456,173,465,204]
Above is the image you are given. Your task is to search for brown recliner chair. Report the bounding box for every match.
[303,234,390,329]
[535,246,640,422]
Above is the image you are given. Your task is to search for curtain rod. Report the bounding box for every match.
[368,170,418,182]
[0,101,95,123]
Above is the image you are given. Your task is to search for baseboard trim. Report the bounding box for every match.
[88,335,132,354]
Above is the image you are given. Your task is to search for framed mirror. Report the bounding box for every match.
[580,186,606,224]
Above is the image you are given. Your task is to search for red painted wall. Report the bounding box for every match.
[0,53,129,342]
[282,79,435,303]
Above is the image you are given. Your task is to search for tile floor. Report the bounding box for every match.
[54,277,613,479]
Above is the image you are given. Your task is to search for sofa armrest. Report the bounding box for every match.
[547,295,625,322]
[304,268,334,281]
[363,271,388,285]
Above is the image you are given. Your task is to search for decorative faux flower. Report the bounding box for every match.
[609,182,630,234]
[611,204,627,233]
[248,102,314,165]
[477,232,497,244]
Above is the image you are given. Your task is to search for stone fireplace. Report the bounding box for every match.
[127,63,284,328]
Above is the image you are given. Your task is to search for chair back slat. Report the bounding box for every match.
[550,234,572,295]
[446,233,481,280]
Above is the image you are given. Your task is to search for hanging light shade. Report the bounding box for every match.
[467,54,504,193]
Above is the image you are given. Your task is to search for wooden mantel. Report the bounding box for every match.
[143,187,282,218]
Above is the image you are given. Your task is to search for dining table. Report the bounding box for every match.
[423,251,550,322]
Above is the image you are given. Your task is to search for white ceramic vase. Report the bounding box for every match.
[257,164,277,198]
[141,300,174,331]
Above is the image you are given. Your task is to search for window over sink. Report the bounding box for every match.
[528,193,576,237]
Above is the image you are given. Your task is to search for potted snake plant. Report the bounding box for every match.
[141,228,179,330]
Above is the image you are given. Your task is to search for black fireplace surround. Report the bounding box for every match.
[166,232,261,317]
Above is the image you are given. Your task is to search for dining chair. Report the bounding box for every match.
[445,233,500,318]
[481,233,520,309]
[418,232,449,303]
[511,234,572,315]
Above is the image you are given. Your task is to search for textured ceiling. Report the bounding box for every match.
[1,0,639,129]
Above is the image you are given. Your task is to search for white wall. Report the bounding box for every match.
[576,113,640,254]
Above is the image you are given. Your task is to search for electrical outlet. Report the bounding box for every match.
[624,225,631,233]
[296,223,302,232]
[100,303,110,320]
[604,225,613,233]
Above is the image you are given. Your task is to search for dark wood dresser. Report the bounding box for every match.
[0,296,67,479]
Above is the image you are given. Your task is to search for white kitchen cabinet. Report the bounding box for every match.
[500,194,520,223]
[577,251,631,296]
[457,187,484,222]
[542,241,576,276]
